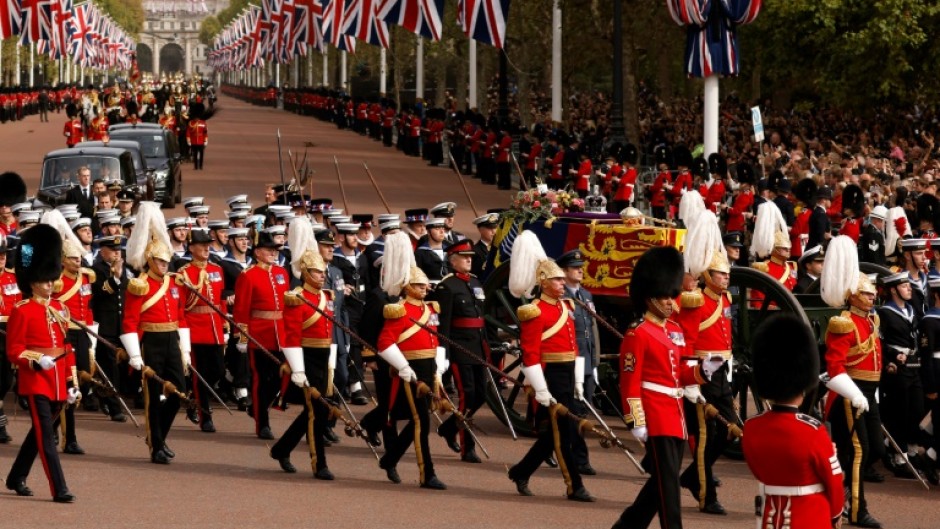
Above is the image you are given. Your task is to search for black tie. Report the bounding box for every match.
[84,188,88,200]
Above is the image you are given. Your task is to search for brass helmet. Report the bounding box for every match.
[536,259,564,283]
[408,265,430,285]
[857,273,877,296]
[298,249,325,273]
[773,230,791,249]
[62,238,83,260]
[146,237,172,266]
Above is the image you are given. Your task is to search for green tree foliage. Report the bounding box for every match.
[199,16,223,47]
[94,0,145,37]
[201,0,259,47]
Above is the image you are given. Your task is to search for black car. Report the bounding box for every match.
[74,140,155,201]
[37,147,144,207]
[109,126,182,208]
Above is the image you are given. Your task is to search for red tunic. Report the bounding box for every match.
[676,288,732,359]
[704,181,726,211]
[0,268,23,320]
[524,143,542,171]
[619,314,702,438]
[574,159,592,193]
[669,170,693,205]
[283,286,334,348]
[123,272,189,337]
[518,295,578,368]
[790,208,811,257]
[743,408,845,529]
[186,119,208,146]
[233,263,289,351]
[7,298,76,400]
[649,170,672,208]
[496,135,512,163]
[377,298,439,358]
[88,116,109,141]
[55,269,95,329]
[614,166,638,202]
[64,118,84,147]
[840,217,861,243]
[726,189,754,233]
[178,261,226,345]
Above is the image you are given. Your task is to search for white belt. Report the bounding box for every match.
[642,381,684,398]
[761,483,824,496]
[933,352,940,359]
[888,345,915,355]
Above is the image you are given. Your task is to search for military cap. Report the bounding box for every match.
[473,212,500,228]
[335,223,360,235]
[93,235,123,248]
[208,220,228,230]
[117,189,135,202]
[182,196,204,208]
[188,205,210,217]
[226,194,248,208]
[226,210,248,221]
[900,238,927,252]
[189,228,212,245]
[797,245,826,265]
[351,214,374,227]
[556,250,585,269]
[880,271,909,288]
[120,216,136,227]
[425,217,446,228]
[722,231,744,248]
[166,217,188,229]
[69,217,92,231]
[445,239,475,256]
[315,229,336,245]
[404,208,429,223]
[430,202,457,218]
[227,227,249,238]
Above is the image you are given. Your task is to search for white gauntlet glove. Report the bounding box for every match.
[522,364,553,407]
[827,373,869,412]
[380,343,415,383]
[120,333,144,371]
[283,347,307,388]
[574,357,585,400]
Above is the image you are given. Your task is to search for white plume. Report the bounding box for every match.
[126,202,171,270]
[684,209,726,277]
[509,231,548,299]
[288,216,317,279]
[678,190,706,230]
[750,201,788,259]
[884,206,911,258]
[40,209,84,252]
[820,235,860,308]
[380,231,414,297]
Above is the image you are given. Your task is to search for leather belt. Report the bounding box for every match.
[141,322,180,332]
[642,381,684,398]
[452,317,485,329]
[694,349,732,360]
[0,316,8,322]
[846,367,880,382]
[542,351,576,363]
[301,338,331,348]
[402,348,436,360]
[188,306,217,314]
[251,310,283,320]
[31,347,67,358]
[761,483,824,496]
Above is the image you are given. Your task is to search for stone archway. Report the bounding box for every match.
[136,43,153,74]
[159,43,185,73]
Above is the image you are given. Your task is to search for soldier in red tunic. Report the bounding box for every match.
[63,104,84,148]
[0,234,21,443]
[375,232,448,490]
[505,231,595,502]
[176,228,227,433]
[120,203,191,465]
[751,201,798,307]
[649,146,673,220]
[5,225,78,502]
[612,144,639,211]
[186,101,208,171]
[820,236,884,528]
[840,184,865,244]
[744,314,845,529]
[233,229,290,440]
[612,246,721,529]
[270,219,336,480]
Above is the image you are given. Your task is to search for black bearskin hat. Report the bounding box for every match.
[15,224,63,298]
[767,170,786,194]
[736,162,755,185]
[673,145,693,168]
[630,246,684,318]
[0,172,27,207]
[65,103,78,118]
[189,101,205,120]
[622,143,638,165]
[917,193,938,228]
[708,153,727,177]
[751,314,820,402]
[254,229,283,250]
[841,184,865,217]
[655,145,673,168]
[794,178,818,205]
[692,156,710,178]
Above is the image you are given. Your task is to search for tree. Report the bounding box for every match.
[95,0,145,37]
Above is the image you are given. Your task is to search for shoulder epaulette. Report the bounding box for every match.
[127,277,149,296]
[283,288,304,307]
[14,299,29,307]
[517,303,541,322]
[323,289,334,299]
[827,315,854,335]
[872,312,880,328]
[680,289,704,309]
[81,267,96,284]
[383,303,406,319]
[751,262,769,273]
[440,273,455,282]
[53,279,63,294]
[427,301,440,312]
[795,413,822,429]
[724,291,733,304]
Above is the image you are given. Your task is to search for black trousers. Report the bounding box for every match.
[8,395,68,497]
[830,382,884,522]
[929,392,940,457]
[97,332,124,416]
[361,357,396,445]
[142,331,185,454]
[379,358,437,483]
[508,362,584,494]
[271,347,330,471]
[438,362,487,456]
[680,364,734,505]
[496,161,511,189]
[0,326,12,409]
[880,368,924,452]
[191,145,205,170]
[63,329,92,444]
[249,347,283,435]
[191,343,224,424]
[223,335,250,392]
[382,126,393,146]
[612,436,685,529]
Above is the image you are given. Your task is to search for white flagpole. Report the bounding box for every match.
[16,43,21,86]
[468,39,477,109]
[415,36,424,104]
[379,47,387,96]
[551,0,562,123]
[29,42,34,87]
[703,75,718,156]
[322,52,328,87]
[340,50,347,92]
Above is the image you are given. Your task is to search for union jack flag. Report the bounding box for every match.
[292,0,324,54]
[457,0,510,49]
[378,0,442,41]
[666,0,762,77]
[260,0,279,61]
[19,0,52,45]
[48,0,71,59]
[246,5,266,67]
[320,0,357,52]
[278,0,297,61]
[67,2,93,64]
[0,0,21,40]
[340,0,387,48]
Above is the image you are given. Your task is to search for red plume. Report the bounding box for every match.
[895,217,908,235]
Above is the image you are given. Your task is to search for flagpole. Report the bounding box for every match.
[415,36,424,105]
[379,48,387,97]
[468,39,477,110]
[703,75,718,156]
[322,52,328,87]
[340,50,347,92]
[551,0,562,123]
[16,43,21,86]
[29,42,34,88]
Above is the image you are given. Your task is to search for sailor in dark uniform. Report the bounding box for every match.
[430,202,465,244]
[794,245,825,294]
[471,212,500,278]
[918,276,940,485]
[414,217,448,287]
[900,238,929,319]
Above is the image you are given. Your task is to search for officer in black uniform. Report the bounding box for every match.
[433,239,489,463]
[722,231,746,267]
[858,206,887,266]
[430,202,465,245]
[90,235,131,421]
[471,212,500,278]
[807,186,833,251]
[877,271,925,479]
[794,245,825,294]
[414,217,448,286]
[918,276,940,485]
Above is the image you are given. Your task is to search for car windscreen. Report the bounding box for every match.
[111,131,167,159]
[41,156,122,189]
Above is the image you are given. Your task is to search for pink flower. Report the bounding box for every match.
[533,201,541,208]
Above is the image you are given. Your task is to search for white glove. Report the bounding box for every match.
[87,322,99,356]
[827,373,869,413]
[120,332,144,371]
[379,343,415,383]
[283,347,307,388]
[631,426,648,443]
[701,355,727,380]
[328,344,337,370]
[574,357,585,400]
[236,342,248,354]
[38,355,56,371]
[522,364,554,407]
[684,385,705,404]
[67,386,81,405]
[178,328,191,356]
[435,346,449,377]
[222,333,230,344]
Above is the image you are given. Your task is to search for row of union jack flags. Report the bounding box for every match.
[0,1,136,70]
[208,0,510,73]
